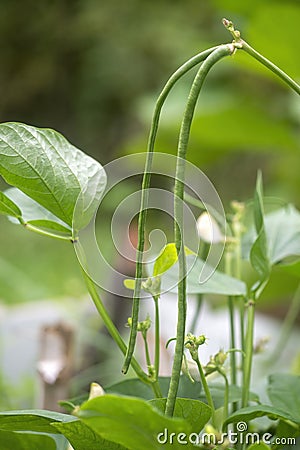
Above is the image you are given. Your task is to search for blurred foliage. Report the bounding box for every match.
[0,0,299,305]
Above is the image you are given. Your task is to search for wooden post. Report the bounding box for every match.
[37,322,74,412]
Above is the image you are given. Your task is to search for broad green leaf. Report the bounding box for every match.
[163,255,246,296]
[224,404,299,429]
[0,409,76,433]
[0,122,106,229]
[77,394,195,450]
[106,375,202,401]
[153,243,178,277]
[53,420,126,450]
[267,373,300,424]
[149,398,211,432]
[250,172,270,282]
[243,205,300,267]
[0,430,57,450]
[0,191,21,218]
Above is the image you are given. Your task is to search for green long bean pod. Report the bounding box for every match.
[165,44,234,416]
[122,46,220,374]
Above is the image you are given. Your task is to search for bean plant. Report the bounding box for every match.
[0,19,299,450]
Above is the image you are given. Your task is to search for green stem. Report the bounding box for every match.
[153,296,160,378]
[195,358,216,427]
[20,219,73,242]
[241,40,300,94]
[80,266,150,385]
[122,46,220,374]
[142,334,152,368]
[165,44,234,417]
[242,298,255,407]
[220,371,229,427]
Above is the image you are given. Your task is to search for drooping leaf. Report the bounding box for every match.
[53,420,126,450]
[0,122,106,229]
[0,191,22,218]
[162,255,246,296]
[77,394,195,449]
[267,373,300,424]
[149,398,211,432]
[0,430,57,450]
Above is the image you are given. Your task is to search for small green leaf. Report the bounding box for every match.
[153,243,178,277]
[267,373,300,423]
[77,394,194,450]
[149,398,211,432]
[124,279,136,290]
[53,420,126,450]
[0,430,57,450]
[0,122,106,230]
[0,191,22,218]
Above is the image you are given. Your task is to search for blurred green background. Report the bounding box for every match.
[0,0,299,303]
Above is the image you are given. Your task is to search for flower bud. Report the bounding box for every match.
[196,212,224,244]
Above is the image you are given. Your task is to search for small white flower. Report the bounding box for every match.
[196,212,225,244]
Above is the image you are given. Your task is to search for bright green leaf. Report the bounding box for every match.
[153,243,178,277]
[267,373,300,424]
[53,420,126,450]
[243,205,300,268]
[0,430,57,450]
[149,398,211,432]
[0,122,106,229]
[123,279,136,290]
[77,394,195,450]
[0,191,22,218]
[202,383,260,409]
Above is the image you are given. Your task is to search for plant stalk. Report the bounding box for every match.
[195,358,216,427]
[153,295,160,378]
[165,44,234,416]
[242,298,255,407]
